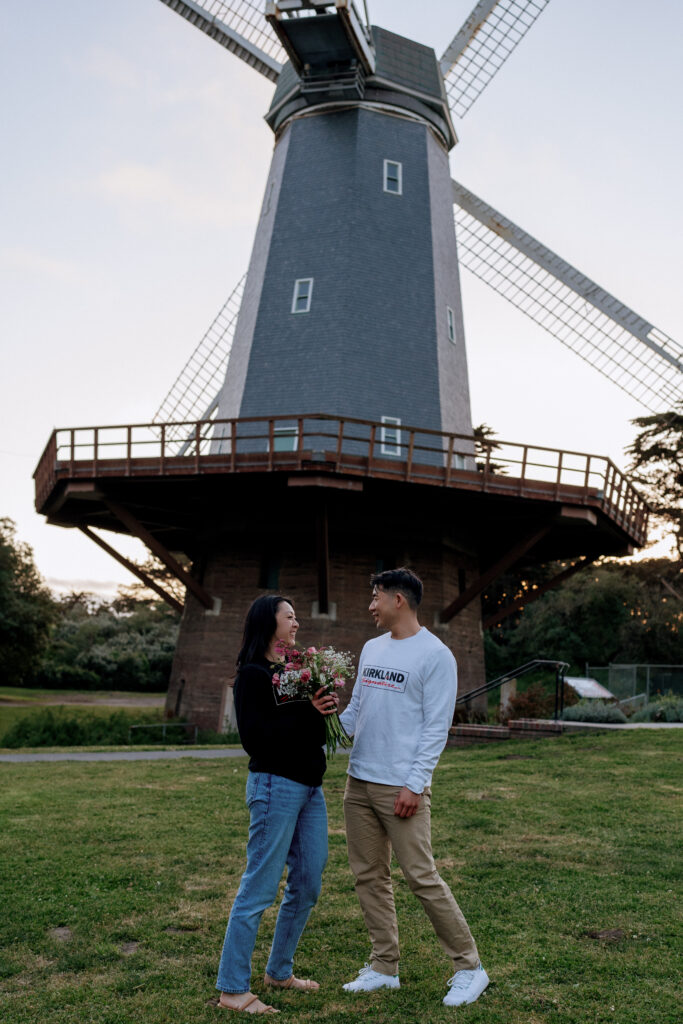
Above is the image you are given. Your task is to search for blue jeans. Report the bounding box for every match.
[216,772,328,994]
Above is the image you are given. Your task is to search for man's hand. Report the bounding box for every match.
[394,786,421,818]
[311,687,339,716]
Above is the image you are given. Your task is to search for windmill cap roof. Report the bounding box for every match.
[266,24,456,148]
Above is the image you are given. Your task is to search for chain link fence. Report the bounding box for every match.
[586,665,683,703]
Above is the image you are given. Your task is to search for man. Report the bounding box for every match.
[339,567,489,1008]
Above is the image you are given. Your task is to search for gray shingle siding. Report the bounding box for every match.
[236,107,444,435]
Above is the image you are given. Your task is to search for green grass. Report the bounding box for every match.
[0,732,680,1023]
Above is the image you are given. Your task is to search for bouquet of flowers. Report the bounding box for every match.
[272,642,354,757]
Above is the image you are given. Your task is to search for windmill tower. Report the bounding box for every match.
[34,0,682,730]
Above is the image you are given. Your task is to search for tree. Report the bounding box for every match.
[35,591,180,692]
[483,558,683,673]
[114,554,190,609]
[627,406,683,561]
[0,518,55,686]
[473,423,507,474]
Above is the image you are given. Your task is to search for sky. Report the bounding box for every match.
[1,0,681,596]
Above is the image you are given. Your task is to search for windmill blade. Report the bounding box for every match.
[158,1,285,81]
[440,0,550,119]
[452,179,683,413]
[153,275,246,451]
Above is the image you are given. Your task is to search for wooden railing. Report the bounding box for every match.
[33,413,649,544]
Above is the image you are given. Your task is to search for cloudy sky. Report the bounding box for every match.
[1,0,681,595]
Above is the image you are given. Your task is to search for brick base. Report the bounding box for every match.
[165,492,488,730]
[447,724,511,747]
[447,718,564,748]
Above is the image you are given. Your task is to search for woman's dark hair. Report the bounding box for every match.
[236,594,292,668]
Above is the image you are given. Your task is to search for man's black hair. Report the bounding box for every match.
[236,594,292,667]
[370,567,423,609]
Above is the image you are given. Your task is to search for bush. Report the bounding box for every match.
[33,594,179,692]
[631,692,683,723]
[31,663,101,690]
[561,701,627,724]
[503,681,555,721]
[195,727,241,745]
[0,707,175,748]
[452,705,488,725]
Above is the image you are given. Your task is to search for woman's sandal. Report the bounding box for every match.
[218,992,279,1013]
[263,973,320,991]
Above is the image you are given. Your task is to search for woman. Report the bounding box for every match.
[216,595,338,1014]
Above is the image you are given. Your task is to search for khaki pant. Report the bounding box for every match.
[343,775,479,976]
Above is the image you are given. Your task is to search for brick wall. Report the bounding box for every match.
[166,518,487,730]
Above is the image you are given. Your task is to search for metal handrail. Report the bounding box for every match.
[456,659,570,721]
[128,722,199,744]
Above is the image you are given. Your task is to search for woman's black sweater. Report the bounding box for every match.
[233,657,327,787]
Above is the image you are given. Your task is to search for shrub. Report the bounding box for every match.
[561,701,627,724]
[452,705,488,725]
[195,727,241,745]
[31,663,101,690]
[631,692,683,723]
[0,707,173,748]
[503,681,555,721]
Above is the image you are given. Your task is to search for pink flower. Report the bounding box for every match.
[272,673,280,686]
[285,662,295,671]
[334,678,345,688]
[307,647,317,655]
[300,668,311,682]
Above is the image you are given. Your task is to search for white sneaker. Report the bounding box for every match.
[443,964,489,1006]
[342,964,400,992]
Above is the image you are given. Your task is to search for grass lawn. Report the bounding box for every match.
[0,731,680,1023]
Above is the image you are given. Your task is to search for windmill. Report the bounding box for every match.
[34,0,681,730]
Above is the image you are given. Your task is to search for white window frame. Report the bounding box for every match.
[447,305,456,344]
[380,416,402,457]
[271,426,299,453]
[383,159,402,195]
[291,278,313,314]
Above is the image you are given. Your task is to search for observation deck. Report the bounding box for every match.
[34,414,648,619]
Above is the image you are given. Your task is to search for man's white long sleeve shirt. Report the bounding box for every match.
[339,627,457,794]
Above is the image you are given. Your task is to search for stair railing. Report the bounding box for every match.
[455,659,570,721]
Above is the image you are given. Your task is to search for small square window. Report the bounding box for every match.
[383,159,402,195]
[272,427,298,452]
[380,416,402,456]
[292,278,313,313]
[447,306,456,344]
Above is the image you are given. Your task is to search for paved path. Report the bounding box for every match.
[0,748,249,763]
[1,722,679,763]
[559,721,683,731]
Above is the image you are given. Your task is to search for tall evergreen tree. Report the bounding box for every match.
[0,518,55,685]
[627,406,683,561]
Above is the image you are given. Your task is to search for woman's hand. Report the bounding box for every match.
[311,687,339,716]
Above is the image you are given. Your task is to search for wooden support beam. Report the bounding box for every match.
[287,475,362,491]
[482,556,597,629]
[79,526,184,614]
[315,501,330,615]
[104,498,213,609]
[439,524,552,623]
